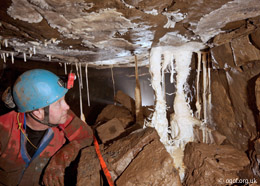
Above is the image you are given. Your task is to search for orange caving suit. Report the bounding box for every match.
[0,110,93,186]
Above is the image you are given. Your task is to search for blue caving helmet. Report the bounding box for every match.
[13,69,68,113]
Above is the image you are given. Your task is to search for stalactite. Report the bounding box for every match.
[11,52,14,64]
[111,67,116,105]
[195,52,202,119]
[207,53,212,115]
[134,55,144,126]
[3,53,6,63]
[64,63,67,75]
[85,63,90,107]
[149,47,168,145]
[202,52,208,123]
[4,39,8,47]
[76,63,85,122]
[79,63,83,89]
[47,54,51,61]
[23,52,26,62]
[33,46,36,55]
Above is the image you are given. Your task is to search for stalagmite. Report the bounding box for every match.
[85,63,90,107]
[134,55,144,126]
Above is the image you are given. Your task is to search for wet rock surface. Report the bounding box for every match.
[116,139,181,186]
[77,146,101,186]
[183,143,250,186]
[77,127,181,186]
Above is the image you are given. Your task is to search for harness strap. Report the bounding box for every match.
[93,136,114,186]
[29,106,57,127]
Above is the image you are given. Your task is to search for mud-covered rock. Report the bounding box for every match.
[116,139,182,186]
[256,76,260,112]
[77,146,101,186]
[79,127,181,185]
[95,105,133,124]
[102,127,160,179]
[231,35,260,66]
[183,143,250,186]
[114,90,135,114]
[96,118,126,143]
[210,43,235,69]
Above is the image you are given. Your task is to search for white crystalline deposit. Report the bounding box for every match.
[195,0,260,43]
[163,10,186,28]
[149,47,169,145]
[7,0,43,23]
[170,43,204,147]
[148,42,204,180]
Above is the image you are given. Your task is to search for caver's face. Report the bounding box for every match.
[48,96,70,124]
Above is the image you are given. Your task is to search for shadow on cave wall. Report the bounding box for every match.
[247,73,260,136]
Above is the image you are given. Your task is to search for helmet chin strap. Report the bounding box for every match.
[29,106,58,127]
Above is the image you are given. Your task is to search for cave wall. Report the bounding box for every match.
[210,28,260,152]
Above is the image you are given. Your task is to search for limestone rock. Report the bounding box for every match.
[117,116,134,128]
[77,146,101,186]
[231,35,260,66]
[95,105,133,124]
[256,77,260,112]
[116,139,181,186]
[114,90,135,114]
[211,70,249,151]
[213,23,255,46]
[142,105,154,119]
[78,127,181,186]
[250,28,260,50]
[96,118,125,143]
[211,130,226,145]
[210,43,235,69]
[102,127,160,179]
[184,143,250,186]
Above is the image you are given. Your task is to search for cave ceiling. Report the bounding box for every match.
[1,0,260,67]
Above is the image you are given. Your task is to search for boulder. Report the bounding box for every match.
[256,76,260,112]
[102,127,160,179]
[96,118,126,143]
[114,90,135,114]
[210,43,235,69]
[116,139,182,186]
[95,104,133,124]
[77,146,101,186]
[183,143,250,186]
[231,35,260,66]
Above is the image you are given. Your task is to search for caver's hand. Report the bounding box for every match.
[43,141,80,186]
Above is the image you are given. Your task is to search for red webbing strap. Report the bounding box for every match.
[93,136,114,186]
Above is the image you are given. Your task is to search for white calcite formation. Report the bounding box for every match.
[148,42,205,180]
